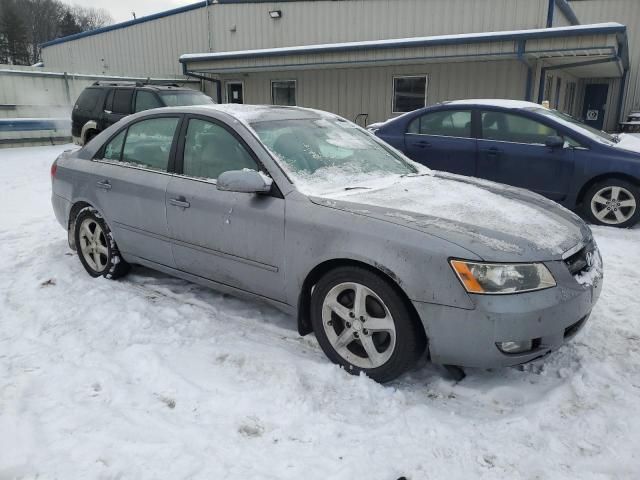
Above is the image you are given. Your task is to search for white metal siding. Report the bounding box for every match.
[221,59,527,124]
[41,0,550,76]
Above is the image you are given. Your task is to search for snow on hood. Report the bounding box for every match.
[612,133,640,154]
[311,172,590,261]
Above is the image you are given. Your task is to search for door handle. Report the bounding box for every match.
[96,180,112,190]
[486,147,500,156]
[169,197,190,209]
[415,140,432,148]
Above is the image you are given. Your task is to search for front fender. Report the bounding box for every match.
[285,196,475,310]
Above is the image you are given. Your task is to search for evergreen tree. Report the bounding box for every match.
[58,10,81,37]
[0,0,30,65]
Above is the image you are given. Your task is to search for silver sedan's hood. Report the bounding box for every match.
[310,172,591,262]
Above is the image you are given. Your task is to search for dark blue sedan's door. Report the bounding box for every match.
[403,109,477,176]
[477,110,575,202]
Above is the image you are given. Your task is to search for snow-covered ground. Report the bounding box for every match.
[1,144,639,479]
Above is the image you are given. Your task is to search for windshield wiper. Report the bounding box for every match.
[344,186,372,191]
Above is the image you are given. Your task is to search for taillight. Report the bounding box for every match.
[51,160,58,178]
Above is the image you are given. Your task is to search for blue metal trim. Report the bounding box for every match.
[0,118,70,132]
[187,46,614,75]
[181,23,627,63]
[616,68,629,126]
[41,0,212,48]
[555,0,580,26]
[547,0,555,28]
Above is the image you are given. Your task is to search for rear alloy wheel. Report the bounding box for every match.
[74,209,130,279]
[585,180,639,228]
[310,267,425,383]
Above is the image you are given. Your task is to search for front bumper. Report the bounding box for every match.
[413,258,603,368]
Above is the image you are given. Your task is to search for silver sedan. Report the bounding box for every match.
[51,104,603,382]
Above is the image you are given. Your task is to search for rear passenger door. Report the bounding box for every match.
[103,88,134,128]
[403,109,477,176]
[92,115,182,266]
[165,115,286,302]
[477,109,574,201]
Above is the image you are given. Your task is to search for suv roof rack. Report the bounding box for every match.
[92,80,140,87]
[91,80,185,88]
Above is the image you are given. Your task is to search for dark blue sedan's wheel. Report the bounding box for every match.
[310,266,426,383]
[585,179,639,228]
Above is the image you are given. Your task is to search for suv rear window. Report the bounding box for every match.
[75,88,102,111]
[112,89,134,115]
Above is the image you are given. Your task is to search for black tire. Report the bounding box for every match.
[310,266,426,383]
[84,130,98,145]
[74,208,130,279]
[583,178,639,228]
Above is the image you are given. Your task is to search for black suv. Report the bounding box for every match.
[72,82,214,145]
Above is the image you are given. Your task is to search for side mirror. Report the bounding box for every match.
[217,169,273,194]
[545,135,565,149]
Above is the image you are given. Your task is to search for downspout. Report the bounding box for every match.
[546,0,555,27]
[182,62,223,103]
[517,40,533,101]
[616,68,629,129]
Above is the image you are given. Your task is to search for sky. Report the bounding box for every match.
[68,0,197,23]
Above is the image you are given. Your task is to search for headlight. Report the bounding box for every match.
[450,260,556,294]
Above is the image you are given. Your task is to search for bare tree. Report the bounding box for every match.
[71,5,113,32]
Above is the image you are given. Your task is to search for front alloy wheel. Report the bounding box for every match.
[310,266,425,383]
[321,282,396,369]
[586,180,639,228]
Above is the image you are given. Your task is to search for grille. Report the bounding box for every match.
[564,243,594,276]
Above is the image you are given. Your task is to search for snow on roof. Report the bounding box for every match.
[180,22,625,63]
[446,99,542,109]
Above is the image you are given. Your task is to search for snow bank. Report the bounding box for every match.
[1,145,639,479]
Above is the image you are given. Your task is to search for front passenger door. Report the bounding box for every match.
[166,116,286,302]
[404,109,477,176]
[477,110,574,201]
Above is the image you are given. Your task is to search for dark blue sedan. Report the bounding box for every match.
[372,100,640,228]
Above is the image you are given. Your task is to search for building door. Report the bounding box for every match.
[226,82,244,104]
[582,84,608,130]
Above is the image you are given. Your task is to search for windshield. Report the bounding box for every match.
[159,91,214,107]
[528,107,617,144]
[250,117,419,194]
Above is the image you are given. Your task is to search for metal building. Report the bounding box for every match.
[38,0,639,131]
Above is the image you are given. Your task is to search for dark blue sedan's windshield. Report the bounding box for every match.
[250,117,418,193]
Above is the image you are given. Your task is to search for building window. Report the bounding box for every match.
[564,82,576,114]
[393,76,427,113]
[271,80,296,106]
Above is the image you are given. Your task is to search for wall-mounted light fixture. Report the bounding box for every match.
[269,10,282,19]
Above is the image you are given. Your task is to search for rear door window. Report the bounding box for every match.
[120,117,180,171]
[481,111,557,144]
[408,110,472,138]
[102,130,126,161]
[112,89,134,115]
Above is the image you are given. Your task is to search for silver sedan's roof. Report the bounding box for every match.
[156,104,337,124]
